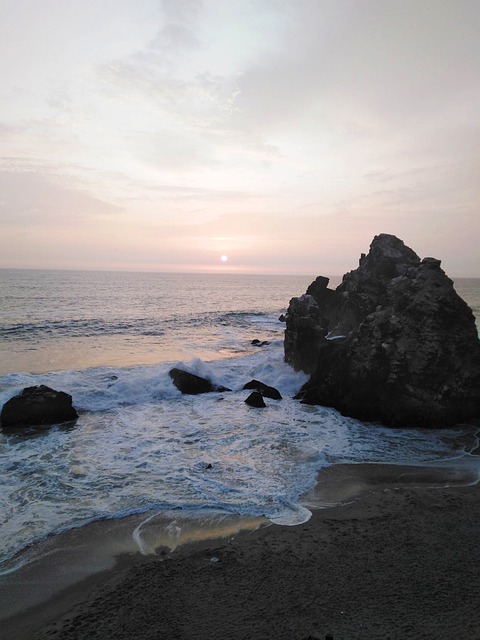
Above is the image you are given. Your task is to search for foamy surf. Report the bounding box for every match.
[1,341,476,571]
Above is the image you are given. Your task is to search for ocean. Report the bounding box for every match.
[0,269,479,578]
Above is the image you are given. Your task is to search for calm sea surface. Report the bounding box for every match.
[0,269,479,576]
[0,270,322,374]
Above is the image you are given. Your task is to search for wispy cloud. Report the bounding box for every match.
[0,171,122,225]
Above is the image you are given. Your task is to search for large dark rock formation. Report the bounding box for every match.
[285,234,480,427]
[1,385,78,430]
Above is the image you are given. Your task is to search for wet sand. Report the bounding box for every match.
[4,462,480,640]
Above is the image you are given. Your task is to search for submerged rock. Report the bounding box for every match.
[1,385,78,430]
[243,380,282,400]
[169,368,231,395]
[285,234,480,427]
[251,339,270,347]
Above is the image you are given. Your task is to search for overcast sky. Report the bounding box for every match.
[1,0,479,276]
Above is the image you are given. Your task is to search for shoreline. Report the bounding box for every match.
[2,460,479,639]
[0,511,269,636]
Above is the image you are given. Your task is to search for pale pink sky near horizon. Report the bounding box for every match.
[1,0,479,277]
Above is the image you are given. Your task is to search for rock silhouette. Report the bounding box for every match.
[1,385,78,430]
[243,380,282,400]
[285,234,480,427]
[169,368,231,395]
[244,391,267,408]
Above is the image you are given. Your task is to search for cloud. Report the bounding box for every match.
[0,1,479,275]
[236,1,480,131]
[0,171,122,225]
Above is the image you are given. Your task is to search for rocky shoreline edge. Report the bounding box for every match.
[1,457,479,640]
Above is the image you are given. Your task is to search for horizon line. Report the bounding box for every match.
[1,265,479,280]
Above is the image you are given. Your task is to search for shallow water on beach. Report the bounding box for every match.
[0,270,479,577]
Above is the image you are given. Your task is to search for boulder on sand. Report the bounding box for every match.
[1,385,78,430]
[285,234,480,428]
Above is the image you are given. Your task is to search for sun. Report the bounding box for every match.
[220,255,228,262]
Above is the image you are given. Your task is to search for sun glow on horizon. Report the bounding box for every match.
[220,255,228,262]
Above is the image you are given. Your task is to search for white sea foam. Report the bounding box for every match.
[0,345,308,412]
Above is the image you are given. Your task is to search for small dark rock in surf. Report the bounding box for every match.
[1,385,78,430]
[243,379,282,400]
[169,368,231,395]
[244,391,267,408]
[251,339,270,347]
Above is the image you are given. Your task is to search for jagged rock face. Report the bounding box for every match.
[285,234,480,427]
[283,294,327,374]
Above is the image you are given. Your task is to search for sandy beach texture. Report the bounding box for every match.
[4,463,480,640]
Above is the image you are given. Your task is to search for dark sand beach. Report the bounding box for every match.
[4,463,480,640]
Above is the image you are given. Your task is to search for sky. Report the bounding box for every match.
[1,0,479,276]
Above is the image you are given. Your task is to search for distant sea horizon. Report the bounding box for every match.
[2,265,479,280]
[1,266,321,279]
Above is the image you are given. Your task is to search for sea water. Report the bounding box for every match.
[0,269,479,572]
